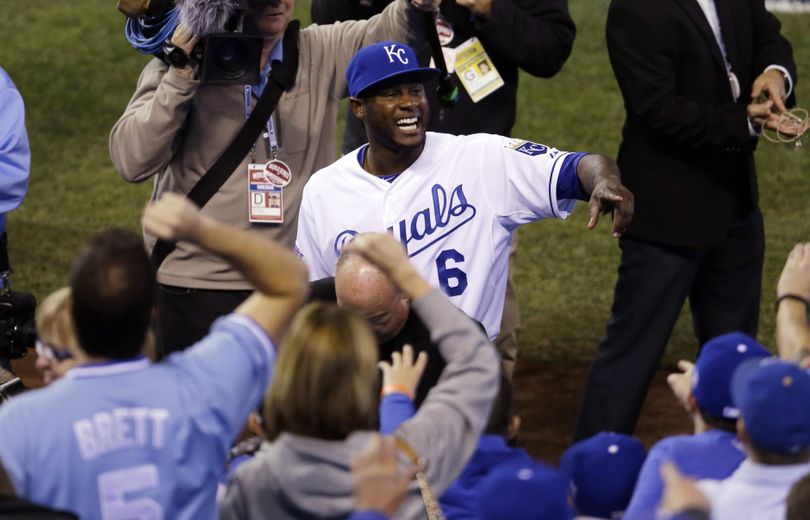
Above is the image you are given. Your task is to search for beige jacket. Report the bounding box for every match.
[110,0,426,289]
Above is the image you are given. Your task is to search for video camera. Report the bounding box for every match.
[119,0,281,85]
[0,275,36,360]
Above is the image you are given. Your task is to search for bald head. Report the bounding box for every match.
[335,251,410,343]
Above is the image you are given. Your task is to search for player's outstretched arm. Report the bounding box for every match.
[143,193,308,344]
[576,153,634,238]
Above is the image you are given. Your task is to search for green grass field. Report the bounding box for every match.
[1,1,808,364]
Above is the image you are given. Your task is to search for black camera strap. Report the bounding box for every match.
[422,12,458,109]
[150,20,301,269]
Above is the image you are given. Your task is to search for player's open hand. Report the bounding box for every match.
[588,177,634,238]
[379,344,428,399]
[143,192,205,243]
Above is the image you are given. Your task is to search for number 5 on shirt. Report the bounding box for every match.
[98,464,163,519]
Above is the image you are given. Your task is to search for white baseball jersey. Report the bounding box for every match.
[0,314,274,520]
[295,132,583,339]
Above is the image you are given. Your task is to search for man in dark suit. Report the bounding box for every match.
[575,0,797,440]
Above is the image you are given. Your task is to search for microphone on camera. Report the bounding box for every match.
[175,0,238,36]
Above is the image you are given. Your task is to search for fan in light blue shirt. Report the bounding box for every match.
[0,194,308,519]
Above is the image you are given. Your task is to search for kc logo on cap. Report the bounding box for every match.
[383,44,409,65]
[346,41,440,98]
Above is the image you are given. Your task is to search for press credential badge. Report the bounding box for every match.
[453,37,504,103]
[248,163,283,223]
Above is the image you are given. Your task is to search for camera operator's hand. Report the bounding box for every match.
[410,0,441,12]
[166,24,200,77]
[171,24,199,58]
[143,193,208,244]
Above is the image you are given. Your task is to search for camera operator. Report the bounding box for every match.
[110,0,441,356]
[0,66,32,370]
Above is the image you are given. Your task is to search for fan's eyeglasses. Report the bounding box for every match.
[35,340,73,362]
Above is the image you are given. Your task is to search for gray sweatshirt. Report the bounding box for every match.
[219,289,500,519]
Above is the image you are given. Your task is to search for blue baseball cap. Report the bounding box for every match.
[475,462,574,520]
[692,332,772,420]
[346,40,440,98]
[559,432,645,518]
[731,358,810,455]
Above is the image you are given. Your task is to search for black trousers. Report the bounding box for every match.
[574,210,764,440]
[156,285,252,358]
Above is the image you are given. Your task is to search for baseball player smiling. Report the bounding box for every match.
[295,41,634,339]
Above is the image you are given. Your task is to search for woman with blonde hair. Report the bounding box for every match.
[34,287,77,385]
[221,233,500,519]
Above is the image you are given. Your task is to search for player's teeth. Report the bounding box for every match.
[396,118,418,126]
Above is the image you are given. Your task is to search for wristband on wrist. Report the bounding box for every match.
[381,384,415,400]
[775,293,810,313]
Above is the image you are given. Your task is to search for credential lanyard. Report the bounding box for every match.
[244,85,279,160]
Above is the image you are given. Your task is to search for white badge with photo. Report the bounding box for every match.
[452,37,504,103]
[248,163,283,223]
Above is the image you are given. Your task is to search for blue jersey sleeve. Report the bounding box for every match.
[554,153,590,201]
[167,314,276,452]
[379,393,415,435]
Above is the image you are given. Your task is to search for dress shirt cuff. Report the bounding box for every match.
[764,64,793,99]
[747,118,761,138]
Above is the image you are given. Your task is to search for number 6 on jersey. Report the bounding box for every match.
[436,249,467,296]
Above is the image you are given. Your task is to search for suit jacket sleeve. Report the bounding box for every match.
[749,0,797,103]
[474,0,575,78]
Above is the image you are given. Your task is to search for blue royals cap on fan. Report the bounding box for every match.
[692,332,772,420]
[559,432,646,519]
[346,40,440,98]
[731,358,810,455]
[475,462,574,520]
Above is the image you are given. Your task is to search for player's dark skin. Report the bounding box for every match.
[351,79,635,237]
[351,80,429,176]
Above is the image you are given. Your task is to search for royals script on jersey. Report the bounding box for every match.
[295,132,582,339]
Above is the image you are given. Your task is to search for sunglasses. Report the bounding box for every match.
[35,340,73,362]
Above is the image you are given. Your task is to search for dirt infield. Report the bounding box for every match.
[11,355,691,465]
[514,363,692,464]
